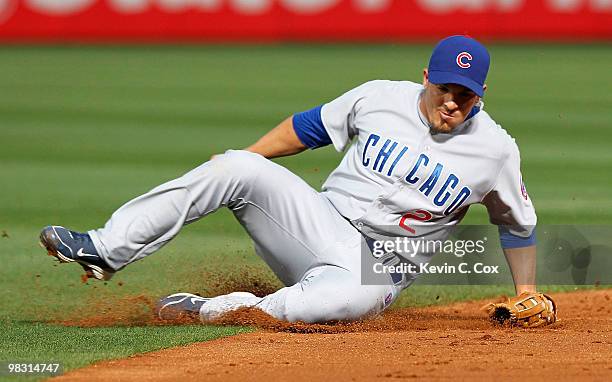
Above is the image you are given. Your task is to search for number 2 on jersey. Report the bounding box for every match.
[399,209,433,234]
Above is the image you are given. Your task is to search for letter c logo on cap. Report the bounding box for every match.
[456,52,472,69]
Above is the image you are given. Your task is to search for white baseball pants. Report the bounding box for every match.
[89,150,400,323]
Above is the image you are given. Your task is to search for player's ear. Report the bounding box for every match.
[482,84,487,92]
[423,68,429,86]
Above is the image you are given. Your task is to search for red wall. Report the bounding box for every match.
[0,0,610,42]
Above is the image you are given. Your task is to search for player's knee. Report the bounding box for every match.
[207,150,266,182]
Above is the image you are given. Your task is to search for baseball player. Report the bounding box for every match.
[39,36,555,326]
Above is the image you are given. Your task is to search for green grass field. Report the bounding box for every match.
[0,44,610,379]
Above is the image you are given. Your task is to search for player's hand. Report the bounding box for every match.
[483,292,557,328]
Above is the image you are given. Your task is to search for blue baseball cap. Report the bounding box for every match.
[428,35,490,97]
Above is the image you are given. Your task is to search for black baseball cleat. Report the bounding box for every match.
[155,293,210,320]
[39,225,115,281]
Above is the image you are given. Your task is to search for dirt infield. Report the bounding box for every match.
[53,290,612,381]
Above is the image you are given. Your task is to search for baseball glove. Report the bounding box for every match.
[483,292,557,328]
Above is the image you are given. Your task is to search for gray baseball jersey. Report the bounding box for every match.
[316,80,536,241]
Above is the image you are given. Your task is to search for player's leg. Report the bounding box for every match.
[40,149,299,280]
[145,150,403,322]
[43,149,401,323]
[41,149,348,282]
[88,150,356,278]
[197,259,402,324]
[156,231,402,323]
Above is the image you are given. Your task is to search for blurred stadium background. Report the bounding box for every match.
[0,0,611,373]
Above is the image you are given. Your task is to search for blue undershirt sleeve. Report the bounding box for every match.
[498,226,537,249]
[292,105,333,149]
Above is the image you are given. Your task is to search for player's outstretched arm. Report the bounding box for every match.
[244,117,307,159]
[502,244,536,295]
[486,244,557,328]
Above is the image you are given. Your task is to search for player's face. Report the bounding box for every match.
[420,69,483,134]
